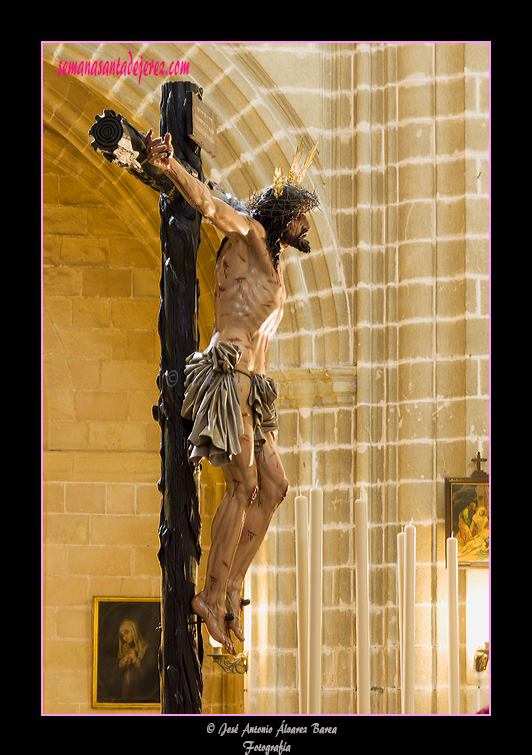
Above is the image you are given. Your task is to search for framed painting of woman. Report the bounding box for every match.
[92,597,161,709]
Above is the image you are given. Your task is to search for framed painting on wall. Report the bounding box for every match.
[445,474,489,568]
[92,597,161,709]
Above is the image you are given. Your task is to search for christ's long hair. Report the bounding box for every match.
[216,184,319,270]
[245,184,319,269]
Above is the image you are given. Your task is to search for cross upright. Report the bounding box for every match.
[470,451,488,478]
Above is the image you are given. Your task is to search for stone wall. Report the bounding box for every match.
[42,42,489,714]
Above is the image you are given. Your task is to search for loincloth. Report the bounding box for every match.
[181,341,279,467]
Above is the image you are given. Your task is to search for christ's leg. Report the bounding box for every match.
[226,432,289,641]
[191,373,256,655]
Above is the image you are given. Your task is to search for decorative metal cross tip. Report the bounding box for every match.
[88,109,179,198]
[89,109,144,169]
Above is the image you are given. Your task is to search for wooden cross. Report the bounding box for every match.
[89,81,213,714]
[470,451,488,478]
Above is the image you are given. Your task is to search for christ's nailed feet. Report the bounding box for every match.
[191,592,236,655]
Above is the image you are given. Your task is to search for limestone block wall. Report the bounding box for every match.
[42,42,489,715]
[351,43,490,713]
[43,74,163,711]
[244,42,489,715]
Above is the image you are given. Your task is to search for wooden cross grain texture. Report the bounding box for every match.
[89,80,205,714]
[155,80,203,715]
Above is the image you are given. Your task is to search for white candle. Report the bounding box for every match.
[396,528,405,713]
[355,492,370,713]
[447,533,460,714]
[294,492,309,714]
[403,520,416,714]
[308,483,323,714]
[244,569,252,714]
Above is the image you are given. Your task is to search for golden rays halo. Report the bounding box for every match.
[272,137,318,198]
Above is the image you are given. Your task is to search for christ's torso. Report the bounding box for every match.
[210,229,286,375]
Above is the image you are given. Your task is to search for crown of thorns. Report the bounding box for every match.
[245,184,319,218]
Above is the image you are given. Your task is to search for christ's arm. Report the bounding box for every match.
[146,129,251,239]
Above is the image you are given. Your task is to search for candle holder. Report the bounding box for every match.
[208,648,248,674]
[474,642,489,672]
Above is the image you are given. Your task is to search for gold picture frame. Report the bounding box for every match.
[445,476,489,568]
[92,597,161,709]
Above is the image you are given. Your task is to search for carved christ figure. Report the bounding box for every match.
[146,130,319,654]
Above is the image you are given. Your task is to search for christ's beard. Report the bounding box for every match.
[282,230,311,254]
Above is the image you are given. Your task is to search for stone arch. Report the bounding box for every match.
[43,43,347,373]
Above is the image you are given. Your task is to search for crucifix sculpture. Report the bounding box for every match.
[470,451,488,478]
[89,81,320,712]
[145,130,319,658]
